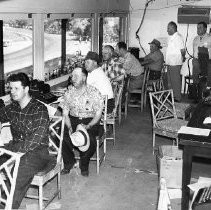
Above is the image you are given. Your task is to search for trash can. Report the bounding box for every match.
[156,145,183,189]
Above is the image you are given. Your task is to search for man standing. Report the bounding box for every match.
[192,21,211,85]
[59,67,104,177]
[115,42,144,91]
[101,45,126,83]
[166,21,185,102]
[141,39,164,80]
[0,73,50,209]
[85,51,114,113]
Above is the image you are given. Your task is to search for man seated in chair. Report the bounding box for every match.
[85,51,115,114]
[59,67,104,177]
[0,73,50,209]
[115,41,144,91]
[101,45,126,85]
[141,39,164,80]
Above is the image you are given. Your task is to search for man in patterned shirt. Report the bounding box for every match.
[59,67,104,177]
[0,73,50,209]
[101,45,126,83]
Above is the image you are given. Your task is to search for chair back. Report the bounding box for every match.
[48,116,65,164]
[0,148,22,210]
[113,82,124,117]
[149,89,177,127]
[100,95,108,132]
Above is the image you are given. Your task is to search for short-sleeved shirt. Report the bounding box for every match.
[59,85,103,119]
[87,67,114,99]
[101,58,126,81]
[121,52,144,77]
[0,98,50,153]
[193,33,211,59]
[166,32,184,66]
[144,50,164,71]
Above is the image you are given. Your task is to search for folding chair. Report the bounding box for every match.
[144,65,166,107]
[106,82,124,145]
[26,115,65,210]
[0,148,22,210]
[124,69,149,117]
[149,89,188,154]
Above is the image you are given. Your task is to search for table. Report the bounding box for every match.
[179,137,211,210]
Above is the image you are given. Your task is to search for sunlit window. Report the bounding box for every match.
[103,17,120,47]
[44,19,62,81]
[3,19,33,87]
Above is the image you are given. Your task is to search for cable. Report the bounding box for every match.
[184,24,193,58]
[135,0,153,55]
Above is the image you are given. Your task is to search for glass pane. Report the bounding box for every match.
[3,19,33,93]
[65,18,92,72]
[103,17,120,47]
[44,19,62,81]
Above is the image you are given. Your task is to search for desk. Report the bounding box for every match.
[179,138,211,210]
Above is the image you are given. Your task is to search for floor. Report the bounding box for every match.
[20,97,211,210]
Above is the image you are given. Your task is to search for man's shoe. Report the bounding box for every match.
[81,170,89,177]
[61,168,70,175]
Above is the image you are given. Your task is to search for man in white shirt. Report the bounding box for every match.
[85,51,114,113]
[192,21,211,85]
[166,21,185,102]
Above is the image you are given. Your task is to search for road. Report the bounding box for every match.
[4,27,90,74]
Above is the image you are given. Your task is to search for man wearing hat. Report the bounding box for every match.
[85,51,115,113]
[141,39,164,80]
[59,67,104,177]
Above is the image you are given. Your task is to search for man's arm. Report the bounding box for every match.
[84,106,103,130]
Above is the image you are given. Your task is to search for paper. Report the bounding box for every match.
[178,126,210,136]
[203,117,211,124]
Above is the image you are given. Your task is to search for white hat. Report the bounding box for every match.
[69,124,90,152]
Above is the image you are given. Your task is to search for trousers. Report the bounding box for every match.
[167,65,182,101]
[0,145,50,209]
[62,116,101,172]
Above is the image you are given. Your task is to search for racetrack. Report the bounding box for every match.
[4,27,90,73]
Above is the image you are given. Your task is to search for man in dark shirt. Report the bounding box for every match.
[141,39,164,80]
[0,73,50,209]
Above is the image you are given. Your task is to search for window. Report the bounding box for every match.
[44,19,62,81]
[103,17,120,47]
[3,19,33,93]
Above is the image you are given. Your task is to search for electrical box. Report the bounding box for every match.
[177,7,211,24]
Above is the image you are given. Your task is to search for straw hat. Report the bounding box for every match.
[69,124,90,152]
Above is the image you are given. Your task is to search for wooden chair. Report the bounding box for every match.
[26,115,65,210]
[149,89,188,154]
[124,69,149,117]
[112,78,124,125]
[106,82,124,145]
[90,95,108,174]
[0,148,22,210]
[144,65,166,107]
[183,57,193,94]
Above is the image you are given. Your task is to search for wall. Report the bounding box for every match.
[129,0,211,61]
[0,0,129,13]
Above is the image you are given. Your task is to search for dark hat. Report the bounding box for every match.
[148,39,162,49]
[85,51,100,63]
